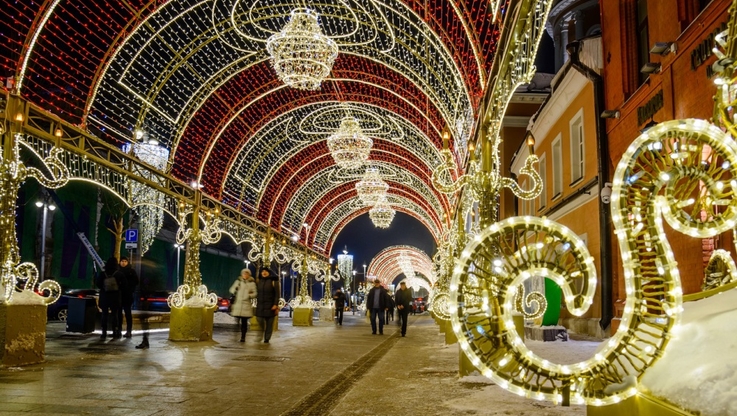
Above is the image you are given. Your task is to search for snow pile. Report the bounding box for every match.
[640,289,737,416]
[183,296,206,308]
[7,290,46,305]
[213,312,238,324]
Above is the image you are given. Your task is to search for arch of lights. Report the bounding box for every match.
[367,245,436,287]
[76,0,489,153]
[280,161,446,239]
[315,194,442,253]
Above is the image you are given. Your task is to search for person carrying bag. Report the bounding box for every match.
[229,269,257,343]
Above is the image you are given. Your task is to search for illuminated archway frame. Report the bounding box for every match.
[280,161,446,239]
[367,245,436,286]
[317,196,442,253]
[203,83,451,201]
[79,0,489,150]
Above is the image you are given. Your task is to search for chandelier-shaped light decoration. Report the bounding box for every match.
[266,8,338,91]
[125,139,169,255]
[369,196,395,228]
[355,167,388,206]
[327,116,373,169]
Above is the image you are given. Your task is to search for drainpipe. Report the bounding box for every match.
[568,40,613,331]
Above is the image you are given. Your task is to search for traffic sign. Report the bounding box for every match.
[125,242,138,250]
[125,229,138,243]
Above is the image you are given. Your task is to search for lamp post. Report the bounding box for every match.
[282,270,286,299]
[352,270,357,314]
[321,282,325,299]
[174,243,184,288]
[35,192,56,281]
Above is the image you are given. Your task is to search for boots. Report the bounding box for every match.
[135,336,149,349]
[240,330,246,342]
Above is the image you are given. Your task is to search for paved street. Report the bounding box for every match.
[0,314,587,415]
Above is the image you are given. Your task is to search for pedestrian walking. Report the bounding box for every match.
[385,295,394,323]
[96,257,123,340]
[117,256,139,338]
[395,281,413,337]
[366,280,390,335]
[255,267,280,343]
[229,269,257,342]
[332,287,346,325]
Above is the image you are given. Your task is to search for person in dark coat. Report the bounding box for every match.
[116,256,139,338]
[255,267,280,343]
[332,288,346,325]
[394,281,413,337]
[385,295,395,323]
[366,280,390,335]
[95,257,123,340]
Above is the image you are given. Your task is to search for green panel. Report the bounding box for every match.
[199,250,243,298]
[542,277,562,326]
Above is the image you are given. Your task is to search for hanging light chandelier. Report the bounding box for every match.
[355,167,389,206]
[266,8,338,91]
[369,196,395,228]
[327,116,373,169]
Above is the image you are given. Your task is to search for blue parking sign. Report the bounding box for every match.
[125,229,138,243]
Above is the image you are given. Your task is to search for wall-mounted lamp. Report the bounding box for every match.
[649,42,675,56]
[600,110,620,119]
[15,113,23,122]
[525,133,535,153]
[442,130,450,150]
[54,127,63,137]
[600,182,612,204]
[640,63,662,74]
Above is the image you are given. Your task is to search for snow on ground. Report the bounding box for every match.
[640,288,737,416]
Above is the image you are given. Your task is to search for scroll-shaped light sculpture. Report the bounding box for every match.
[355,167,389,206]
[702,249,736,291]
[369,196,395,228]
[266,8,338,91]
[327,116,373,169]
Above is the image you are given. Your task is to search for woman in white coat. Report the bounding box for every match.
[229,269,257,342]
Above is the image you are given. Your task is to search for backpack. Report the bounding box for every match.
[103,273,119,292]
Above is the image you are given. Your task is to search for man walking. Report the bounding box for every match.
[332,287,346,325]
[117,256,139,338]
[366,280,389,335]
[395,281,412,337]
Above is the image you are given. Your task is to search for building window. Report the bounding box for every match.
[552,135,563,198]
[570,110,584,183]
[538,154,547,210]
[637,0,649,84]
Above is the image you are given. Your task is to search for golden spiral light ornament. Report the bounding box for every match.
[450,119,737,405]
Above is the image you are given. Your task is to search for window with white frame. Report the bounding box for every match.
[552,135,562,197]
[538,154,547,210]
[570,109,585,183]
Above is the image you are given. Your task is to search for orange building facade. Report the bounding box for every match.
[600,0,733,330]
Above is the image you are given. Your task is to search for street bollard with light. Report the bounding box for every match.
[35,193,56,281]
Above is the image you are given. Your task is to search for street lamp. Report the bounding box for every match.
[352,270,357,314]
[174,244,184,287]
[321,282,325,298]
[281,270,287,299]
[35,193,56,281]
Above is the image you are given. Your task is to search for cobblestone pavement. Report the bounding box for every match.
[0,313,589,415]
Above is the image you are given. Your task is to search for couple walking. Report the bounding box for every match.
[229,267,280,344]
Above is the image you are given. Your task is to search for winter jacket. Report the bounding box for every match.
[255,274,280,317]
[366,286,390,310]
[95,269,122,308]
[118,265,139,305]
[395,288,413,311]
[332,291,346,308]
[229,277,257,317]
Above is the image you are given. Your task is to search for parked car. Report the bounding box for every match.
[47,289,99,322]
[133,291,174,312]
[217,296,230,312]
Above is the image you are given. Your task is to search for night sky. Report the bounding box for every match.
[329,211,436,285]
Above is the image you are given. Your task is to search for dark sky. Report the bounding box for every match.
[329,211,436,283]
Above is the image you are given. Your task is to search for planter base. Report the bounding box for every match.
[169,306,215,341]
[0,303,47,366]
[292,307,313,326]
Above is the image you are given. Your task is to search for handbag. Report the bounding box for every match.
[229,281,239,310]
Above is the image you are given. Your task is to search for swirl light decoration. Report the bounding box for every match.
[326,116,374,169]
[451,119,737,405]
[369,196,395,228]
[0,134,66,305]
[355,167,389,206]
[266,8,338,91]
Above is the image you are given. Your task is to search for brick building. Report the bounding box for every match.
[600,0,732,330]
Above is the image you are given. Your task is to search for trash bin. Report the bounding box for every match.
[66,297,97,333]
